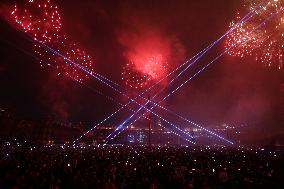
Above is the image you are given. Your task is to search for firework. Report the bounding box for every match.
[121,61,150,89]
[225,13,265,57]
[10,0,95,81]
[121,54,168,89]
[11,0,61,43]
[134,54,167,80]
[34,36,94,81]
[225,0,284,69]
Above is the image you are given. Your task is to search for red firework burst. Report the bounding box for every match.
[136,54,167,79]
[34,36,95,81]
[10,0,95,81]
[121,54,168,89]
[121,61,150,89]
[11,0,61,43]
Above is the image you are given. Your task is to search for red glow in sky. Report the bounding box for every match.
[131,53,167,80]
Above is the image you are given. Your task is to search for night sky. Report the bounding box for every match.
[0,0,284,140]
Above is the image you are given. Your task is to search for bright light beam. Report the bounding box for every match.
[38,33,230,145]
[106,8,279,145]
[24,1,270,145]
[80,0,268,141]
[73,7,264,144]
[102,2,271,143]
[105,108,195,144]
[0,38,142,140]
[105,98,195,144]
[9,0,269,145]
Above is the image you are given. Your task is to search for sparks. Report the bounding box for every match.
[10,0,95,81]
[225,0,284,69]
[121,54,168,90]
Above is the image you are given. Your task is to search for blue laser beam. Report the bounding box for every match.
[106,6,280,145]
[101,2,272,143]
[105,98,195,144]
[15,1,269,145]
[106,110,196,144]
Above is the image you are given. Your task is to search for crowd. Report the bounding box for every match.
[0,141,283,189]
